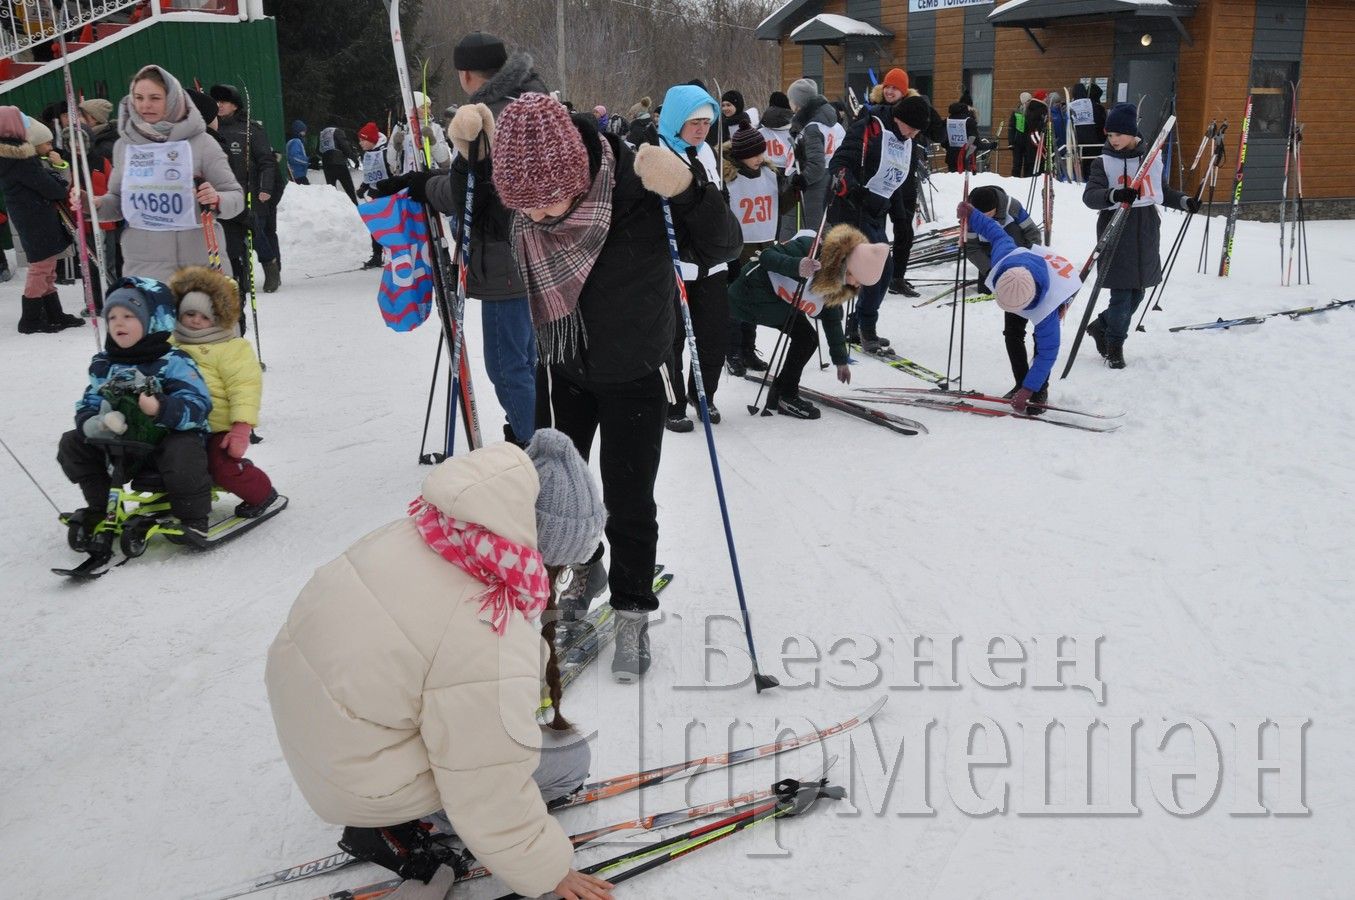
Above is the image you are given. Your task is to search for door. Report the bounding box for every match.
[1125,58,1176,139]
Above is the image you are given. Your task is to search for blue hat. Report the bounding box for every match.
[1105,103,1138,137]
[104,277,178,335]
[290,119,307,136]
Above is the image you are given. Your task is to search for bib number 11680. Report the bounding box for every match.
[128,192,187,215]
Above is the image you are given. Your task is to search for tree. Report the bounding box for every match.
[267,0,439,139]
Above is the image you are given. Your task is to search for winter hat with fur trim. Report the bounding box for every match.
[846,242,890,287]
[730,127,766,161]
[787,77,818,110]
[883,68,910,94]
[492,93,591,211]
[995,267,1037,312]
[525,428,606,566]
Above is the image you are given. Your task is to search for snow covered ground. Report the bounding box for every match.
[1,176,1352,899]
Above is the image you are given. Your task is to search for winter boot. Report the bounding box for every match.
[611,609,651,683]
[774,389,821,420]
[1087,318,1109,359]
[665,412,694,433]
[741,350,769,372]
[361,249,384,269]
[165,517,211,546]
[888,277,920,298]
[234,488,280,519]
[859,325,891,353]
[262,260,281,293]
[1028,386,1049,416]
[845,314,861,345]
[1106,340,1127,370]
[705,404,721,424]
[43,293,84,330]
[725,354,747,378]
[555,556,608,647]
[18,296,55,334]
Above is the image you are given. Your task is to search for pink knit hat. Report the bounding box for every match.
[995,267,1037,311]
[846,243,890,287]
[492,93,591,211]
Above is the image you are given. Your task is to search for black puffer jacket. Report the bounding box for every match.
[0,139,72,261]
[760,105,792,130]
[428,52,550,301]
[215,110,277,202]
[1083,140,1187,289]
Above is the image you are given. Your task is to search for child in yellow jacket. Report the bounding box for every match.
[169,266,279,517]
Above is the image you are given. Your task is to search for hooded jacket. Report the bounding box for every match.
[264,443,573,899]
[97,66,244,282]
[169,266,260,434]
[286,121,310,181]
[1083,138,1186,289]
[424,52,550,301]
[789,94,840,228]
[0,124,73,262]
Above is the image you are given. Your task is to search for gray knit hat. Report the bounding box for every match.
[526,428,606,566]
[787,78,818,111]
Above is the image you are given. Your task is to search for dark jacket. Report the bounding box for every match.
[215,110,278,201]
[760,105,792,130]
[669,143,743,278]
[790,95,839,227]
[1083,139,1187,289]
[425,52,550,301]
[319,127,359,169]
[728,230,849,365]
[87,123,119,176]
[964,188,1042,281]
[0,138,72,261]
[1069,84,1103,155]
[625,116,656,148]
[826,112,916,228]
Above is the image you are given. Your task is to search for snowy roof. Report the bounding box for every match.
[988,0,1196,25]
[790,13,892,45]
[756,0,816,40]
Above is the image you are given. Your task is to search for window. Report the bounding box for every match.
[1249,59,1299,137]
[911,72,934,102]
[965,69,993,128]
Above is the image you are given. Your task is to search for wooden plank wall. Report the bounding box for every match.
[1299,0,1355,199]
[781,38,802,89]
[933,9,965,104]
[820,0,848,101]
[880,2,909,71]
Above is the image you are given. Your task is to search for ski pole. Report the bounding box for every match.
[417,330,444,463]
[945,173,970,391]
[815,318,827,371]
[660,198,777,694]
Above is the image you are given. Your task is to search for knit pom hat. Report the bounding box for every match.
[892,95,931,131]
[1032,89,1048,102]
[80,98,113,126]
[730,126,766,161]
[492,93,591,211]
[995,267,1037,312]
[628,96,652,119]
[526,428,607,566]
[883,68,909,94]
[357,122,380,144]
[846,242,890,287]
[1105,102,1138,136]
[787,77,818,110]
[454,31,508,72]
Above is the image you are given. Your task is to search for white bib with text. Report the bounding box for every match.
[121,140,198,232]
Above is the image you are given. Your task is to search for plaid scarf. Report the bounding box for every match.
[408,497,549,635]
[510,139,616,366]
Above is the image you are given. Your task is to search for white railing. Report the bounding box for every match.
[0,0,142,59]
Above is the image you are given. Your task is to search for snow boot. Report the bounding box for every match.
[888,277,920,298]
[611,609,651,683]
[262,260,281,293]
[165,517,211,546]
[725,354,747,377]
[1106,339,1127,370]
[1087,318,1109,358]
[860,325,891,352]
[741,350,769,372]
[705,404,721,424]
[43,293,84,330]
[361,250,384,270]
[234,488,280,519]
[774,390,821,420]
[1028,386,1049,416]
[18,296,56,333]
[665,413,694,433]
[555,555,607,648]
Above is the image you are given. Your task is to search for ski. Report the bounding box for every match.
[52,552,116,580]
[850,344,949,386]
[742,374,926,435]
[1060,114,1177,379]
[913,280,979,308]
[1169,298,1355,332]
[1218,94,1253,277]
[855,392,1120,433]
[855,386,1124,420]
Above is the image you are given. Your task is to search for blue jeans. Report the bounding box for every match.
[852,218,894,329]
[481,297,538,441]
[1102,288,1146,342]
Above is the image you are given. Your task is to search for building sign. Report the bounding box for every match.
[909,0,992,11]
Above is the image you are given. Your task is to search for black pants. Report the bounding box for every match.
[727,319,757,360]
[1009,141,1027,178]
[669,273,728,413]
[1003,311,1047,390]
[57,429,212,524]
[536,366,667,611]
[323,164,358,205]
[889,179,917,282]
[772,312,818,398]
[221,218,254,326]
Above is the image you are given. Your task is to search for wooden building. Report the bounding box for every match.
[757,0,1354,212]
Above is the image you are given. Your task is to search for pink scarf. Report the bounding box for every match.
[408,497,549,635]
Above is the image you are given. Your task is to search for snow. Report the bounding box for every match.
[789,13,890,40]
[2,175,1352,898]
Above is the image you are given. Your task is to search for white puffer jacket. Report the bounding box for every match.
[265,443,572,898]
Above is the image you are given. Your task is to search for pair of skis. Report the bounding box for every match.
[192,700,884,900]
[1169,298,1354,332]
[850,343,948,386]
[854,387,1123,433]
[741,373,926,436]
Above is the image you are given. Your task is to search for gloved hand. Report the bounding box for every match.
[1181,195,1201,213]
[373,171,434,203]
[448,103,495,159]
[789,173,807,192]
[386,864,459,899]
[956,200,974,222]
[1011,386,1034,415]
[82,400,128,439]
[223,422,253,460]
[634,144,694,198]
[797,256,821,279]
[1110,186,1140,205]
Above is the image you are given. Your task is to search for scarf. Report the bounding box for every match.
[173,321,236,345]
[104,331,172,364]
[510,138,615,366]
[408,497,549,636]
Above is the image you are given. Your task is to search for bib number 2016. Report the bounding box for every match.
[739,195,773,224]
[129,192,187,216]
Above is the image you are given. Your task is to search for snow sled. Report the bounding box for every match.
[54,437,287,580]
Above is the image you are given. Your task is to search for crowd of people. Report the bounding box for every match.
[3,30,1196,898]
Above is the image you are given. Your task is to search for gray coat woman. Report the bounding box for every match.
[95,65,242,282]
[785,78,842,233]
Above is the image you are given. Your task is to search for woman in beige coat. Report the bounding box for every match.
[266,431,614,900]
[92,64,242,282]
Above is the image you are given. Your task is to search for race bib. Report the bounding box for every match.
[1106,153,1163,208]
[985,245,1083,323]
[760,127,794,170]
[122,140,197,232]
[319,127,337,154]
[809,121,846,159]
[946,119,969,149]
[361,147,389,186]
[1068,98,1094,127]
[769,270,828,317]
[728,167,779,244]
[865,125,912,199]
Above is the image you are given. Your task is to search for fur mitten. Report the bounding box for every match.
[634,144,694,198]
